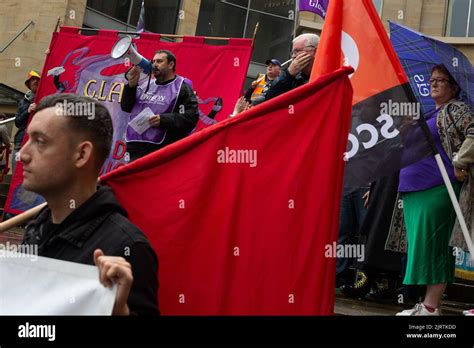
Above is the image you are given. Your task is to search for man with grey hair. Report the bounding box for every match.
[265,33,319,100]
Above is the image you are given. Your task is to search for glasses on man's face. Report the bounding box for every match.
[429,78,450,85]
[290,45,316,58]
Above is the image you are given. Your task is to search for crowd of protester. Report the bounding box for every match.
[2,30,473,316]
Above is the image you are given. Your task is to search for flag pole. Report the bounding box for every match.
[252,22,259,47]
[74,27,235,41]
[53,16,61,32]
[0,203,47,233]
[0,175,100,233]
[294,0,299,38]
[434,154,474,257]
[410,92,474,258]
[403,77,474,258]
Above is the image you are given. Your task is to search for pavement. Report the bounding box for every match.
[335,291,405,316]
[334,291,464,316]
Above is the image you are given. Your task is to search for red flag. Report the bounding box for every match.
[340,0,408,105]
[313,0,407,103]
[311,0,343,80]
[312,0,432,191]
[101,67,354,315]
[5,28,252,214]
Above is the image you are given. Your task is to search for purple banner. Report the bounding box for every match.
[299,0,329,19]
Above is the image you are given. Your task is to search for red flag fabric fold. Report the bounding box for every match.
[311,0,343,81]
[101,67,354,315]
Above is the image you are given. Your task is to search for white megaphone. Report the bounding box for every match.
[111,35,152,74]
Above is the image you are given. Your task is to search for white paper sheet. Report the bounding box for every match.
[128,107,155,135]
[0,253,116,315]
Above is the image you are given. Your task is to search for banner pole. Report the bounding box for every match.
[252,22,259,47]
[0,175,100,233]
[294,0,299,38]
[54,16,61,33]
[407,85,474,259]
[434,154,474,258]
[73,27,234,42]
[0,203,47,233]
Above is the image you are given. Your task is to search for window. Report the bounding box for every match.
[142,0,181,34]
[86,0,181,34]
[225,0,249,7]
[250,0,296,18]
[196,0,296,64]
[245,11,294,64]
[87,0,132,23]
[446,0,473,37]
[373,0,383,16]
[196,1,247,38]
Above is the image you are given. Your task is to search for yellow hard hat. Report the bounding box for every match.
[25,70,41,88]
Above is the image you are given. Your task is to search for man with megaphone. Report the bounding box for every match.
[120,49,199,161]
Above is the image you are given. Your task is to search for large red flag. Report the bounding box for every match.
[101,67,353,315]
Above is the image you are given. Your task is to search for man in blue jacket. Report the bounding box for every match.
[14,70,41,172]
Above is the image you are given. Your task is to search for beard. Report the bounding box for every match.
[153,68,162,79]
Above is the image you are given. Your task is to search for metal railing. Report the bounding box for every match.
[0,117,16,125]
[0,21,35,53]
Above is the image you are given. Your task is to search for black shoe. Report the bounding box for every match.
[340,270,371,298]
[336,276,350,288]
[365,277,396,303]
[336,268,355,288]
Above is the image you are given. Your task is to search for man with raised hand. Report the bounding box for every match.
[121,50,199,161]
[265,33,319,100]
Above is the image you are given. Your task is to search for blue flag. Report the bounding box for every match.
[390,22,474,115]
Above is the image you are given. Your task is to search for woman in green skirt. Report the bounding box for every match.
[396,65,473,316]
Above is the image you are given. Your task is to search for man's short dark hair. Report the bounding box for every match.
[36,94,113,168]
[155,50,177,71]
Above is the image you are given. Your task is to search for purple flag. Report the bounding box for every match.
[299,0,329,19]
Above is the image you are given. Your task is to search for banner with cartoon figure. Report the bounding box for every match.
[5,27,252,214]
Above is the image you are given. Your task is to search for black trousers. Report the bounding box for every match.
[355,174,402,275]
[126,142,162,162]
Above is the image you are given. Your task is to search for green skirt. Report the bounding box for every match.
[402,183,461,285]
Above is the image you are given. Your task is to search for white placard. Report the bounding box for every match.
[128,107,155,135]
[0,253,116,315]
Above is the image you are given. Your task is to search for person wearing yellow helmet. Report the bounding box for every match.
[24,70,41,90]
[13,70,41,173]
